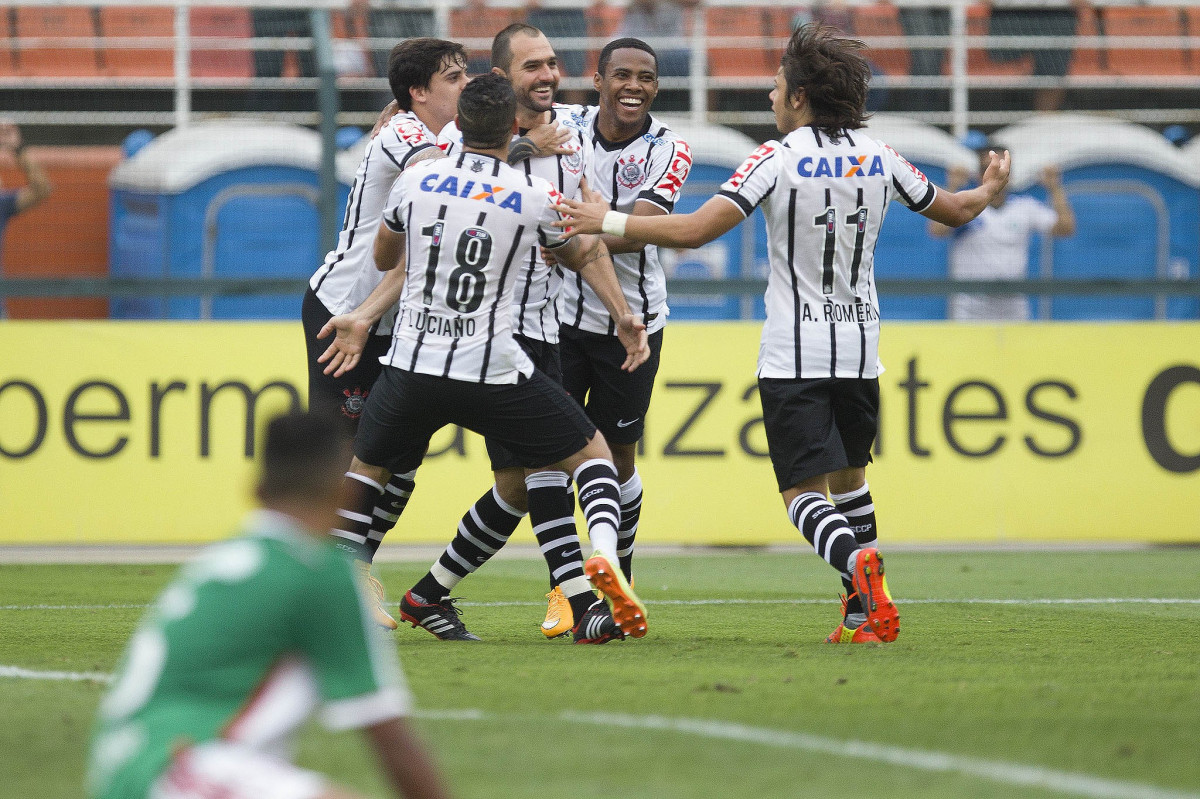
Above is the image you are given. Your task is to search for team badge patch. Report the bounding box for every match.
[341,387,369,419]
[562,149,583,175]
[616,155,646,189]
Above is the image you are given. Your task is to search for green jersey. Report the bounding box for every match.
[87,511,410,799]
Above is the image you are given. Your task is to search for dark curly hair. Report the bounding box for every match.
[781,24,871,139]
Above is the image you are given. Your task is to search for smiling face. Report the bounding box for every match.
[595,47,658,138]
[501,31,560,123]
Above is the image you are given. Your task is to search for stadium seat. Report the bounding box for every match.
[14,7,101,77]
[850,3,910,78]
[1183,6,1200,74]
[449,4,518,74]
[189,7,253,79]
[99,6,175,78]
[706,7,788,78]
[1101,6,1187,77]
[965,4,1032,77]
[1068,5,1107,76]
[0,8,15,77]
[584,1,624,76]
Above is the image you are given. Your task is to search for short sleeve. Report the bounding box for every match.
[1020,197,1059,233]
[882,143,937,213]
[299,556,411,730]
[0,190,18,224]
[717,142,782,217]
[381,174,408,233]
[437,121,462,158]
[636,137,692,213]
[537,186,570,250]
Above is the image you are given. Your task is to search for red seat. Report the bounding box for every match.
[14,7,101,77]
[0,7,15,77]
[1102,6,1187,76]
[449,5,519,70]
[99,6,175,78]
[190,7,253,79]
[1187,7,1200,74]
[584,1,624,75]
[850,3,910,78]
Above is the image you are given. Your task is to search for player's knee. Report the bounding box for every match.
[494,468,529,513]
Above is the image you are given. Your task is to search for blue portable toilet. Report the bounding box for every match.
[992,114,1200,320]
[860,114,978,321]
[651,117,763,320]
[108,121,355,319]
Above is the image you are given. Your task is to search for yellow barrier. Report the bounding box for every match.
[1,321,1197,544]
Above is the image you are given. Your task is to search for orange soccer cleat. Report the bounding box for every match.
[850,548,899,642]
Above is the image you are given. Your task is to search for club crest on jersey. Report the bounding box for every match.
[419,173,523,212]
[797,155,886,179]
[561,148,583,175]
[616,155,646,189]
[469,159,485,173]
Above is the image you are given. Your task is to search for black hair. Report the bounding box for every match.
[781,24,871,138]
[597,37,658,77]
[257,410,349,502]
[491,22,543,72]
[457,73,517,150]
[388,38,467,111]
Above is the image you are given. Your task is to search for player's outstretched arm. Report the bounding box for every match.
[922,150,1011,228]
[508,122,573,164]
[365,717,455,799]
[555,195,743,251]
[554,233,649,371]
[317,266,406,377]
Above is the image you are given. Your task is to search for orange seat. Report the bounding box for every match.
[449,6,518,71]
[706,7,786,78]
[100,6,175,78]
[850,3,910,78]
[1187,7,1200,74]
[0,7,15,77]
[1068,5,1106,76]
[190,7,253,79]
[584,2,624,75]
[965,4,1031,77]
[1102,6,1187,77]
[14,7,101,77]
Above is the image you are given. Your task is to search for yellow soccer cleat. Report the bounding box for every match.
[584,552,647,639]
[355,561,398,630]
[826,595,883,643]
[541,585,574,639]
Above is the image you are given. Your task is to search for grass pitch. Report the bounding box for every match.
[2,549,1199,799]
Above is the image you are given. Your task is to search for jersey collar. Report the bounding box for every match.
[591,113,653,152]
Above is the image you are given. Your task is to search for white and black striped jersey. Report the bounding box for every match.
[308,111,441,335]
[437,108,589,344]
[554,104,692,336]
[379,152,570,384]
[717,126,936,380]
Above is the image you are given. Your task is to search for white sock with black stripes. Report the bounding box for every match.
[831,482,877,620]
[331,472,385,562]
[364,470,416,560]
[617,469,642,581]
[787,492,860,574]
[572,458,621,561]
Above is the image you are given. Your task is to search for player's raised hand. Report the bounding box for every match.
[370,100,400,139]
[317,313,372,377]
[0,122,21,153]
[981,149,1011,194]
[553,196,609,240]
[615,313,650,372]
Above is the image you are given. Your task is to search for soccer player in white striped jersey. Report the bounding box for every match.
[302,38,467,629]
[554,38,693,596]
[401,24,627,643]
[555,24,1011,644]
[326,74,652,643]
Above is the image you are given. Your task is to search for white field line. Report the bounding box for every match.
[3,597,1199,612]
[5,666,1198,799]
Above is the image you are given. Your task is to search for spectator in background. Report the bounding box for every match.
[986,0,1091,112]
[251,7,314,79]
[792,0,851,34]
[0,123,52,268]
[618,0,690,77]
[930,137,1076,321]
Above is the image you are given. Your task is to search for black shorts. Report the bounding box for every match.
[758,376,879,492]
[559,325,663,445]
[301,287,393,435]
[355,366,596,475]
[485,335,563,471]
